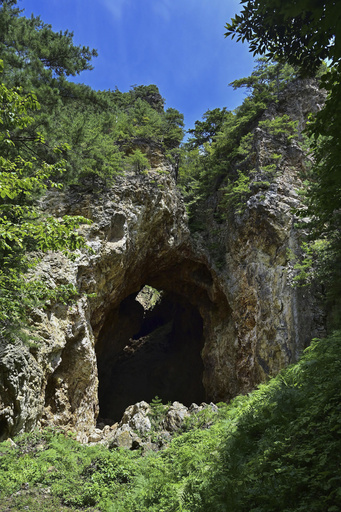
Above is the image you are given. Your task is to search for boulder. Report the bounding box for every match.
[163,402,189,431]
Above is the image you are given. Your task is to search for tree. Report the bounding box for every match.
[179,59,298,226]
[0,0,104,179]
[129,84,165,113]
[0,61,89,341]
[225,0,341,321]
[0,0,97,86]
[225,0,339,74]
[229,58,297,100]
[187,107,230,149]
[162,107,185,150]
[125,149,149,173]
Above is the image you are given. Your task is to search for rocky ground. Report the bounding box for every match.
[84,400,219,451]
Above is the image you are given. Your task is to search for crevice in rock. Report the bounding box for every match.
[96,287,206,422]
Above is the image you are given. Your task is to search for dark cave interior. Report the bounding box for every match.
[96,287,206,422]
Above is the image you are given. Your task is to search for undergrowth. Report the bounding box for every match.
[0,332,340,511]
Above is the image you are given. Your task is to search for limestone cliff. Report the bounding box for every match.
[0,79,326,442]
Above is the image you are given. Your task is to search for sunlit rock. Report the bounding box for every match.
[0,80,326,440]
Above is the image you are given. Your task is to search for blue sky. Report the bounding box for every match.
[18,0,255,132]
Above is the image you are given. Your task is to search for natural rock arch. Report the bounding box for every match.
[96,288,206,422]
[36,173,237,439]
[38,163,324,439]
[0,148,325,440]
[91,252,237,422]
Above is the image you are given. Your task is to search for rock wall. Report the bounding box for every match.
[201,78,326,397]
[0,80,326,441]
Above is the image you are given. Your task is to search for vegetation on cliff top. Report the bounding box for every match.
[0,0,184,340]
[0,0,184,186]
[177,57,302,225]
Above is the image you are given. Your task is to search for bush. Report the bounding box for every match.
[0,333,340,511]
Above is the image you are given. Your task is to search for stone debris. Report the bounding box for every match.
[85,400,219,451]
[162,401,190,431]
[119,401,152,434]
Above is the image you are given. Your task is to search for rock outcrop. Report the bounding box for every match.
[0,79,326,441]
[200,78,326,397]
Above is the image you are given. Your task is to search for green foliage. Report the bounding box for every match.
[179,59,298,227]
[221,170,251,215]
[109,87,184,156]
[203,331,341,512]
[187,107,230,149]
[1,333,340,511]
[291,240,329,286]
[125,149,149,173]
[230,58,297,101]
[163,107,185,150]
[259,114,299,143]
[213,58,294,162]
[46,99,125,185]
[0,63,90,341]
[225,0,337,73]
[127,84,165,113]
[0,3,185,340]
[148,396,169,431]
[0,428,139,510]
[0,0,99,166]
[181,405,219,432]
[0,0,97,82]
[0,3,184,188]
[225,0,341,323]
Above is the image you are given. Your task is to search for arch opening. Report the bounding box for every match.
[96,286,206,422]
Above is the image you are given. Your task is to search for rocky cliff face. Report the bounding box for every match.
[0,79,326,442]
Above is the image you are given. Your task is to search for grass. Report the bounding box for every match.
[0,332,340,511]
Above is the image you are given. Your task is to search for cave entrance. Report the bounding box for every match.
[96,286,206,422]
